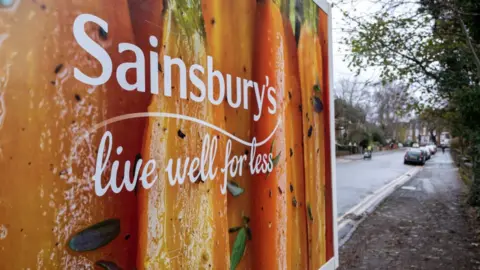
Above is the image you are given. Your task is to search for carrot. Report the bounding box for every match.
[0,0,147,268]
[127,0,164,268]
[318,8,334,261]
[202,1,256,269]
[128,0,164,95]
[136,1,228,269]
[250,1,289,269]
[283,2,309,269]
[297,0,327,268]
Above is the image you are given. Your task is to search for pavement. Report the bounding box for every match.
[336,149,412,216]
[338,151,480,270]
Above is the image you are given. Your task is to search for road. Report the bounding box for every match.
[336,150,415,216]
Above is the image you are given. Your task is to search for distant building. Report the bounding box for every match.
[440,132,450,147]
[405,118,438,145]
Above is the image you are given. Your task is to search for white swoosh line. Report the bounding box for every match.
[83,112,280,147]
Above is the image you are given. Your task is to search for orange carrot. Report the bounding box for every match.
[136,1,228,269]
[0,0,147,268]
[128,0,164,268]
[202,1,256,269]
[298,0,327,267]
[250,1,289,269]
[128,0,164,95]
[318,7,334,261]
[283,4,309,269]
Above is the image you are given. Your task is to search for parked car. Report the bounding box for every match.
[404,148,426,165]
[412,143,420,148]
[427,144,437,155]
[420,147,431,160]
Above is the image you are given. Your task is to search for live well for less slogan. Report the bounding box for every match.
[0,0,333,269]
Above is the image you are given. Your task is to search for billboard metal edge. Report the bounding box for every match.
[313,0,330,14]
[327,3,339,269]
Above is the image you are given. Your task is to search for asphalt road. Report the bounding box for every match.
[336,150,416,216]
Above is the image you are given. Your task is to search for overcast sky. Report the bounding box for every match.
[330,0,421,83]
[331,0,382,83]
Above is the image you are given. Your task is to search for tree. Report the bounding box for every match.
[335,77,373,110]
[334,78,372,144]
[334,97,367,144]
[371,82,411,141]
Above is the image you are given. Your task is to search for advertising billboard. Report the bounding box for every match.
[0,0,336,269]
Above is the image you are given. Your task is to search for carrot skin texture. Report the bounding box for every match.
[298,24,328,268]
[136,2,229,269]
[202,0,256,269]
[251,1,289,269]
[317,8,335,261]
[283,14,309,270]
